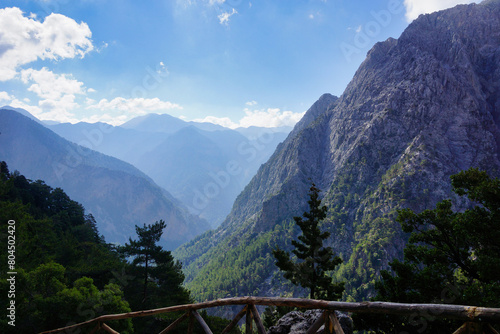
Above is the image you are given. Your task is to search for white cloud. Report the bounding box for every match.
[88,97,182,113]
[246,100,258,106]
[0,92,44,119]
[404,0,481,22]
[80,113,129,126]
[194,115,238,128]
[19,67,88,121]
[240,108,305,128]
[0,91,13,103]
[218,8,237,25]
[86,97,182,124]
[194,108,305,129]
[21,68,86,100]
[0,7,94,81]
[85,97,96,105]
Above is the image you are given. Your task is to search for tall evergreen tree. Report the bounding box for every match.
[120,220,167,303]
[356,168,500,333]
[272,184,344,300]
[119,220,191,333]
[120,220,190,309]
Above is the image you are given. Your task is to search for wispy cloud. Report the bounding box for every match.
[0,91,44,120]
[0,7,94,81]
[347,25,362,33]
[86,97,183,125]
[218,8,237,25]
[403,0,481,22]
[208,0,226,5]
[194,107,305,129]
[88,97,182,112]
[239,108,304,128]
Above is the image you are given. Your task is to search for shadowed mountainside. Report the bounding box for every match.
[0,109,209,249]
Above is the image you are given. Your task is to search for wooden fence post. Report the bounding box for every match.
[246,305,254,334]
[328,312,345,334]
[100,323,119,334]
[192,310,213,334]
[306,311,327,334]
[250,304,267,334]
[159,312,189,334]
[187,310,195,334]
[222,306,248,334]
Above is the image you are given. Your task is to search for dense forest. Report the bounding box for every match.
[1,160,499,333]
[0,162,237,334]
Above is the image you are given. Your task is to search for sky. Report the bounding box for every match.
[0,0,482,128]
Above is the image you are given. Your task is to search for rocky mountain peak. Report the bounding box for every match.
[175,0,500,302]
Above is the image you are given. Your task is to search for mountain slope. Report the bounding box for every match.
[50,115,289,227]
[175,0,500,302]
[137,126,242,225]
[120,112,227,133]
[48,121,167,165]
[0,109,209,249]
[136,126,289,226]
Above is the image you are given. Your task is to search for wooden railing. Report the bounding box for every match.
[40,296,500,334]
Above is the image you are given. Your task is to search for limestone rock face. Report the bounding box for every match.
[176,0,500,301]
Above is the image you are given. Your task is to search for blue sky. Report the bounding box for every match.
[0,0,481,127]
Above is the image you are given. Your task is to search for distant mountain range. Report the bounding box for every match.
[0,108,209,250]
[48,113,290,226]
[0,103,291,249]
[174,0,500,302]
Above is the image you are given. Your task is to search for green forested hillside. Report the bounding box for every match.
[178,219,301,301]
[0,162,236,334]
[0,162,134,333]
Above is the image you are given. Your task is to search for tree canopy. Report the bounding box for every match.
[272,183,344,300]
[0,162,133,333]
[0,162,236,334]
[356,168,500,333]
[119,220,190,308]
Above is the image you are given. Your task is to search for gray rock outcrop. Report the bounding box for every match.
[268,310,353,334]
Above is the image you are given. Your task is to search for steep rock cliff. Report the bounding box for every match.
[175,0,500,301]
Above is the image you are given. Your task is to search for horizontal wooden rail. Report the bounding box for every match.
[40,296,500,334]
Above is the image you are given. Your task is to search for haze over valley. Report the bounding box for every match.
[2,0,500,333]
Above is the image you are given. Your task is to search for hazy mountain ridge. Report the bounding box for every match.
[175,0,500,302]
[0,109,209,249]
[49,114,290,227]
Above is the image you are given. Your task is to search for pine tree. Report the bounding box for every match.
[120,220,166,303]
[272,184,344,300]
[119,220,192,333]
[356,168,500,333]
[119,220,190,310]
